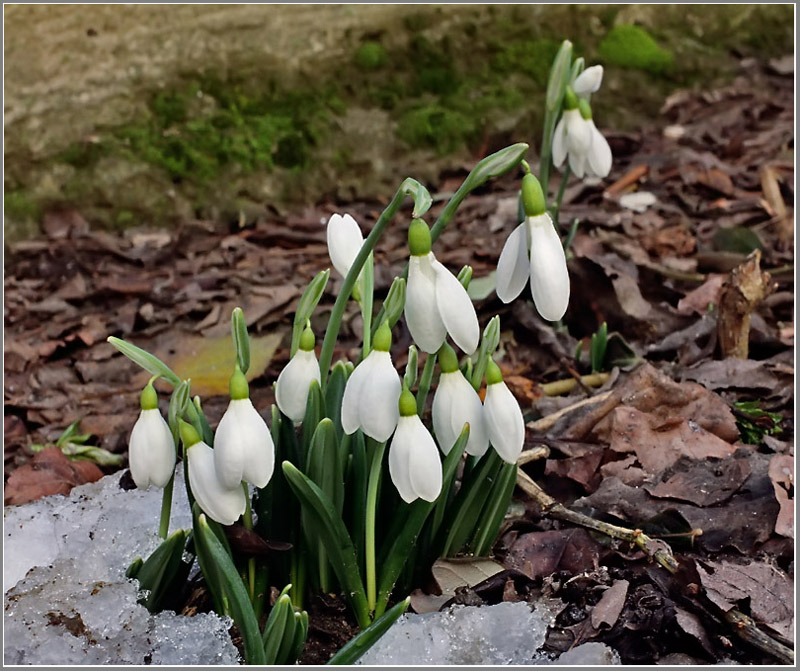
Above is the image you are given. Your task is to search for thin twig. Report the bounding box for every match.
[517,445,550,466]
[540,372,610,397]
[515,470,678,573]
[724,608,794,665]
[528,390,613,433]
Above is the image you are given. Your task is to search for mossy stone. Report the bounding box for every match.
[599,24,674,74]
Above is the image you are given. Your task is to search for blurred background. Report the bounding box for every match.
[4,4,794,241]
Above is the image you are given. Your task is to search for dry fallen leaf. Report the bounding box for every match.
[768,454,794,539]
[4,446,104,505]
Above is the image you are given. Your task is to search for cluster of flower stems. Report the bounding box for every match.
[111,40,612,665]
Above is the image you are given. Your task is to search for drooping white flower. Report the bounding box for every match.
[341,322,402,442]
[572,64,603,96]
[184,427,247,526]
[405,219,479,355]
[496,213,570,321]
[326,213,364,279]
[275,325,321,423]
[432,344,488,457]
[389,388,443,503]
[483,361,525,464]
[128,382,176,490]
[552,84,612,179]
[213,366,275,489]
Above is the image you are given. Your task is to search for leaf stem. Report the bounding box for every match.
[416,353,438,415]
[158,474,174,540]
[242,483,256,603]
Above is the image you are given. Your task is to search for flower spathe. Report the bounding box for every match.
[341,330,402,442]
[275,327,321,423]
[326,213,364,279]
[213,398,275,489]
[483,362,525,464]
[389,389,442,503]
[496,212,570,321]
[188,440,247,526]
[128,408,176,490]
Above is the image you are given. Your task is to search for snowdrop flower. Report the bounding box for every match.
[572,64,603,96]
[326,213,364,279]
[552,87,612,179]
[496,173,570,321]
[389,387,442,503]
[128,379,176,490]
[341,322,402,442]
[483,361,525,464]
[405,218,479,355]
[275,324,321,423]
[432,344,488,457]
[213,365,274,489]
[182,421,247,526]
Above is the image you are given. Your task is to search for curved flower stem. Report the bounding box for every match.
[158,474,174,540]
[551,164,571,228]
[360,252,375,358]
[242,483,256,603]
[365,438,387,614]
[319,187,413,388]
[416,353,438,416]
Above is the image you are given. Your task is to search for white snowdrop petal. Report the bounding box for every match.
[189,442,247,526]
[389,419,417,503]
[587,122,612,178]
[232,400,274,489]
[359,351,401,442]
[276,350,321,423]
[495,223,530,304]
[327,213,364,278]
[213,400,249,489]
[129,409,175,490]
[405,254,447,354]
[565,109,592,156]
[573,65,604,95]
[568,150,586,179]
[432,374,459,455]
[341,352,375,435]
[551,118,567,168]
[432,258,479,355]
[406,416,443,502]
[452,374,489,457]
[527,215,570,322]
[484,382,525,464]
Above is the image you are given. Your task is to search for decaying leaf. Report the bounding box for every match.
[4,446,104,505]
[768,454,793,539]
[505,529,605,580]
[644,454,751,506]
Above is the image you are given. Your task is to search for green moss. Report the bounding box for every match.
[599,24,673,74]
[494,38,561,86]
[398,103,476,155]
[5,189,41,222]
[115,210,135,228]
[355,41,388,70]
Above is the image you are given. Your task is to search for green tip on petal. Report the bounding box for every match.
[578,98,592,120]
[140,380,159,410]
[299,324,315,352]
[438,343,459,374]
[399,386,417,417]
[486,359,503,386]
[563,87,579,110]
[408,218,432,256]
[521,173,546,217]
[229,364,250,400]
[179,420,202,448]
[373,321,392,352]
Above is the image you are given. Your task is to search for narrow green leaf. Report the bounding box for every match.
[441,450,503,557]
[231,307,250,374]
[374,427,469,617]
[290,610,309,664]
[400,178,432,219]
[107,336,181,387]
[262,594,291,663]
[471,462,517,556]
[282,461,370,628]
[195,513,267,665]
[546,40,573,112]
[456,265,473,289]
[347,431,368,571]
[125,557,143,580]
[470,316,500,391]
[134,529,189,612]
[292,269,330,357]
[327,597,410,665]
[168,380,191,445]
[275,601,299,665]
[325,361,350,441]
[570,56,585,84]
[301,380,325,458]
